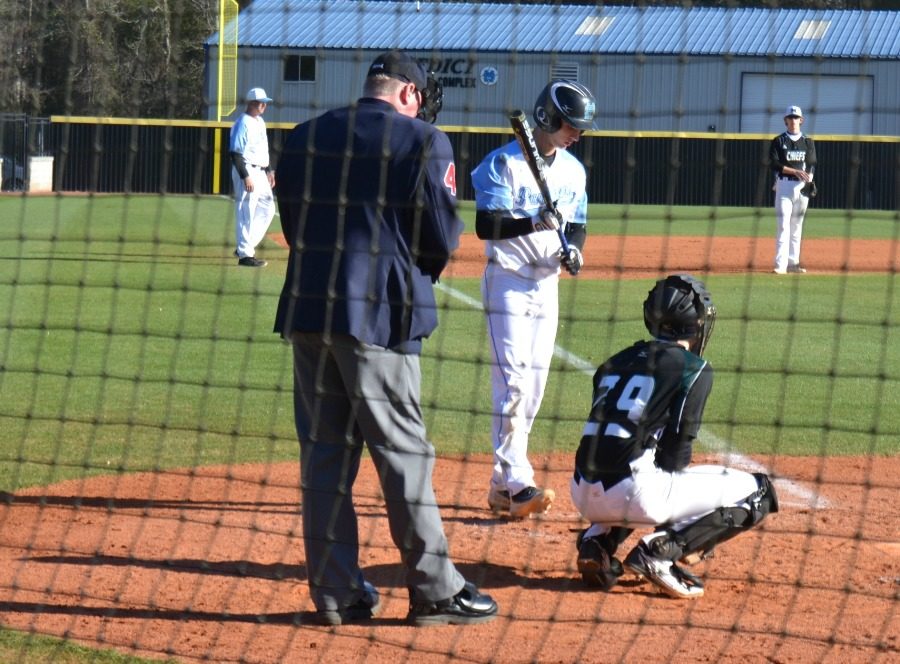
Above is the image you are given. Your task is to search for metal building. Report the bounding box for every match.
[204,1,900,136]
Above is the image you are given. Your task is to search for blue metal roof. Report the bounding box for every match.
[208,1,900,59]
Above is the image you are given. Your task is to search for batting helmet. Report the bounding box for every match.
[643,274,717,356]
[533,80,597,133]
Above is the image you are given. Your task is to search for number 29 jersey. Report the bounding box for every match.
[574,340,713,487]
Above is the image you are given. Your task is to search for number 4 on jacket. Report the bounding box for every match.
[443,163,456,196]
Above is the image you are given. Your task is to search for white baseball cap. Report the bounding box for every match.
[784,105,803,118]
[246,87,273,103]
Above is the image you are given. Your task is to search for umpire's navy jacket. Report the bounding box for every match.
[274,98,464,354]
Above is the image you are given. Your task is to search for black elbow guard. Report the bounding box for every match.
[475,209,532,240]
[565,222,587,251]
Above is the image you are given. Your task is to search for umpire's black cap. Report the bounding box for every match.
[367,51,427,90]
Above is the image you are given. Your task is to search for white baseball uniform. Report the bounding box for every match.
[774,177,809,271]
[769,130,816,272]
[230,112,275,258]
[471,140,588,496]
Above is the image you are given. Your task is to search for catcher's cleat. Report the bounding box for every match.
[508,486,555,519]
[624,542,704,599]
[576,529,625,576]
[577,536,620,591]
[680,549,715,566]
[487,484,511,513]
[772,267,788,275]
[309,583,382,625]
[787,265,807,273]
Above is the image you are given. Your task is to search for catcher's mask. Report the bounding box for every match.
[417,72,443,124]
[533,79,597,133]
[643,274,717,356]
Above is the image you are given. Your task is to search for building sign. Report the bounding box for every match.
[419,57,478,88]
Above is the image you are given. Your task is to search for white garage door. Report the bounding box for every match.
[740,73,874,135]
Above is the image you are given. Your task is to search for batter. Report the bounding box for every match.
[471,80,596,519]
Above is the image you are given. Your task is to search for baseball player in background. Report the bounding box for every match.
[230,87,276,268]
[471,80,595,519]
[570,274,778,599]
[769,105,817,274]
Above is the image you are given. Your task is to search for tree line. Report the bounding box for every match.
[0,0,894,119]
[0,0,221,118]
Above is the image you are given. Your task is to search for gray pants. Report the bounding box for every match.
[291,332,464,611]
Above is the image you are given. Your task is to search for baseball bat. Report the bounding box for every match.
[508,109,571,254]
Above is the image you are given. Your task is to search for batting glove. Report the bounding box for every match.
[532,207,562,232]
[561,246,583,276]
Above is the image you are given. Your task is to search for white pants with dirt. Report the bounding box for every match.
[233,165,275,258]
[774,177,809,271]
[482,262,559,496]
[570,449,760,535]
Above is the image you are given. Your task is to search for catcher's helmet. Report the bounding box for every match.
[643,274,717,356]
[533,80,597,133]
[417,72,443,124]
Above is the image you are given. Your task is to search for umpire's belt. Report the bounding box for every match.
[573,468,631,491]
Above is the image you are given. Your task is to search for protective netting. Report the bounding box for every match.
[0,1,897,663]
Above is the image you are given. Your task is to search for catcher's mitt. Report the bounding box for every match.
[801,181,818,198]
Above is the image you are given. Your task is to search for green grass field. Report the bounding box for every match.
[0,193,897,662]
[0,194,897,494]
[0,627,173,664]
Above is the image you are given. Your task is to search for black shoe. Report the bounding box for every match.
[309,585,381,626]
[238,256,266,267]
[577,536,620,591]
[407,582,498,626]
[575,529,625,578]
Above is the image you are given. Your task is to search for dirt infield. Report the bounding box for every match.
[444,233,900,279]
[0,454,897,663]
[0,234,897,663]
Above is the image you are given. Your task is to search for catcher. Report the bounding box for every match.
[570,274,778,598]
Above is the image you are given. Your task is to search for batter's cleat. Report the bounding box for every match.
[407,582,498,626]
[487,484,511,513]
[787,265,807,273]
[577,536,619,591]
[508,486,555,519]
[624,542,705,599]
[772,267,788,275]
[309,583,381,626]
[238,256,267,267]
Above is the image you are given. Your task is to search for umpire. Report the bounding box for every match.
[274,50,498,627]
